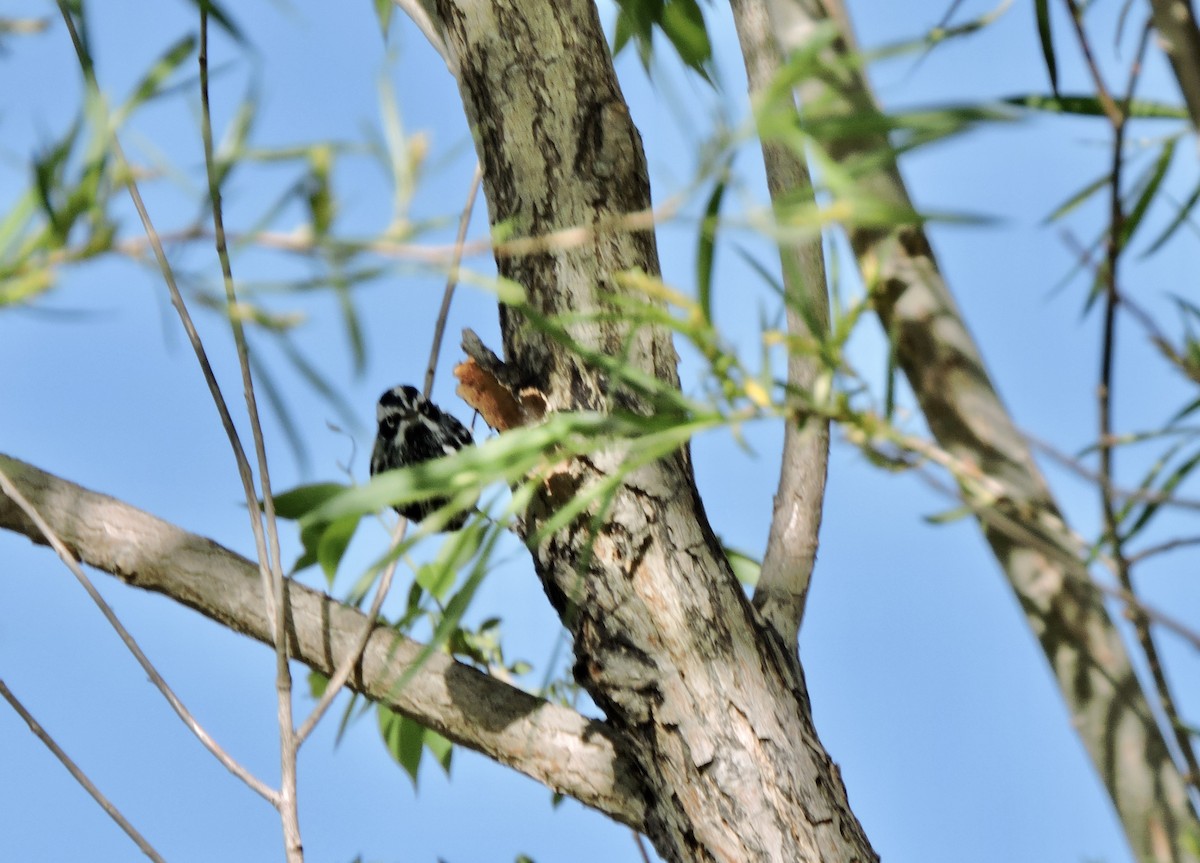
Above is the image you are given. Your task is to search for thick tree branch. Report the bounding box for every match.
[1146,0,1200,130]
[761,2,1200,859]
[0,453,645,830]
[437,2,877,861]
[731,0,832,648]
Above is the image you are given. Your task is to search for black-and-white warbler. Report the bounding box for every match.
[369,384,474,529]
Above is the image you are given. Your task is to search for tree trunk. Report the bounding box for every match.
[436,2,876,861]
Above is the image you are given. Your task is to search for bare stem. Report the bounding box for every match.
[294,521,404,746]
[198,13,302,859]
[425,163,483,397]
[0,678,168,863]
[1062,4,1199,791]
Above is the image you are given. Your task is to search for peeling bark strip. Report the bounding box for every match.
[437,3,876,861]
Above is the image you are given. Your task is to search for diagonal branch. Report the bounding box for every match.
[760,1,1200,859]
[731,0,832,648]
[0,453,646,830]
[1146,0,1200,130]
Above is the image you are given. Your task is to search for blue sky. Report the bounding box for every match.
[2,1,1198,861]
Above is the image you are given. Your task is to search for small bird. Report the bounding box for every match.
[369,384,474,529]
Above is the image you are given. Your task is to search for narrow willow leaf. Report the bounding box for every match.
[0,270,55,305]
[278,334,363,433]
[416,523,486,601]
[213,86,260,188]
[1034,0,1059,95]
[696,174,727,323]
[1118,137,1177,250]
[188,0,245,43]
[1004,93,1187,118]
[336,280,366,375]
[301,414,618,526]
[1122,447,1200,541]
[273,482,350,519]
[0,188,37,258]
[388,526,500,697]
[114,34,197,128]
[248,347,310,470]
[924,504,974,524]
[734,245,785,298]
[372,0,393,39]
[1043,172,1110,224]
[660,0,714,80]
[1111,435,1189,525]
[1141,178,1200,256]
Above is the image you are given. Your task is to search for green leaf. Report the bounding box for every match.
[308,670,329,699]
[612,0,660,70]
[1122,447,1200,541]
[660,0,713,76]
[923,504,974,524]
[1118,137,1177,250]
[387,524,500,697]
[1043,172,1109,224]
[212,85,260,188]
[0,270,55,305]
[423,728,453,774]
[415,525,484,601]
[300,413,623,527]
[187,0,245,43]
[378,706,427,786]
[372,0,393,39]
[247,348,310,471]
[273,482,349,519]
[1108,433,1189,526]
[1034,0,1059,96]
[317,516,360,585]
[723,545,761,586]
[114,34,198,128]
[1141,177,1200,256]
[1004,93,1188,118]
[0,188,38,260]
[696,173,727,324]
[611,0,712,81]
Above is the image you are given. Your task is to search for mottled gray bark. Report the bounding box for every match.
[758,2,1200,860]
[0,454,645,829]
[731,0,832,646]
[436,2,874,861]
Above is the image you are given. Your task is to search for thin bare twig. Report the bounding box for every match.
[0,678,167,863]
[1127,535,1200,565]
[922,462,1200,651]
[1055,6,1196,788]
[294,524,403,746]
[393,0,455,74]
[197,13,301,857]
[0,464,277,803]
[425,163,483,396]
[1027,430,1200,512]
[50,1,281,807]
[299,152,483,750]
[632,831,653,863]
